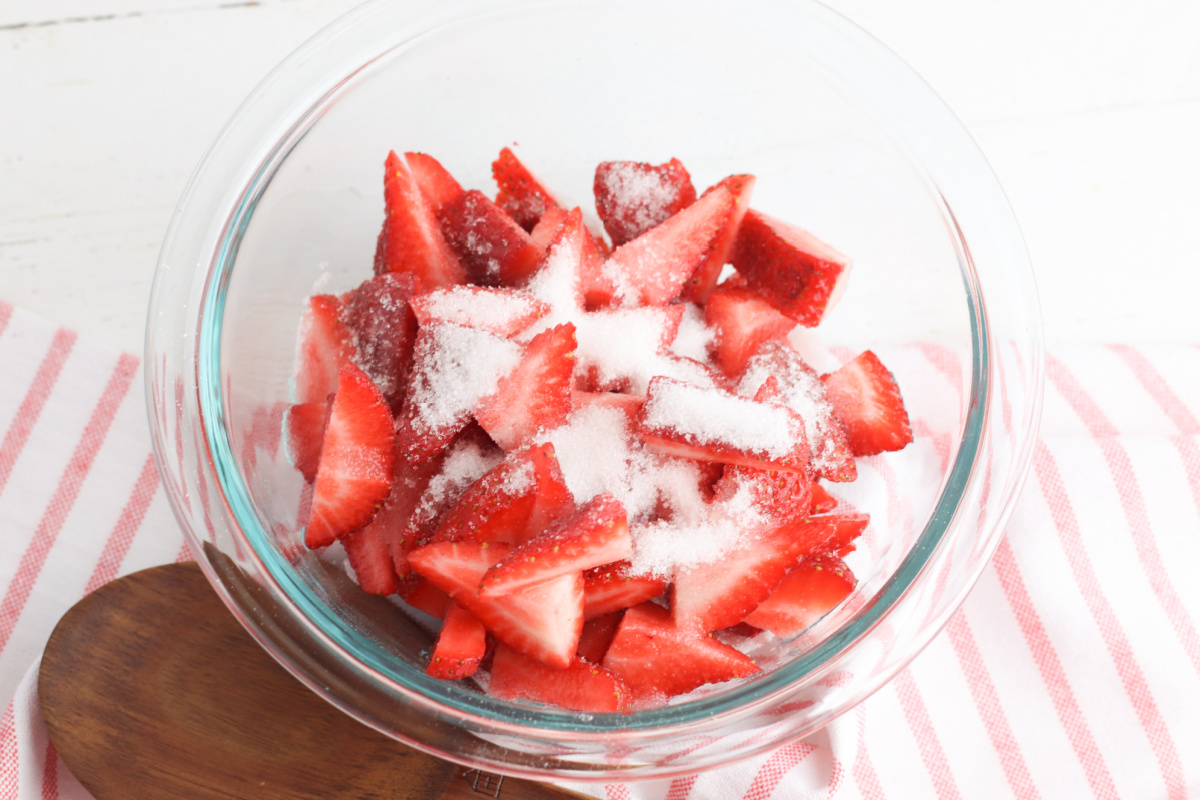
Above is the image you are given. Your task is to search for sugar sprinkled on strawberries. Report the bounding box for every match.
[418,286,544,334]
[411,435,503,529]
[670,302,713,363]
[641,379,797,460]
[406,323,522,435]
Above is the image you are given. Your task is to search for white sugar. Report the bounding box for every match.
[412,436,503,527]
[738,342,838,473]
[524,230,582,326]
[499,458,535,495]
[599,162,680,234]
[421,286,541,334]
[573,307,690,394]
[642,378,795,459]
[406,323,522,435]
[669,302,713,363]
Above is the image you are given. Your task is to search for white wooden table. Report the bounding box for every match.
[2,0,1199,354]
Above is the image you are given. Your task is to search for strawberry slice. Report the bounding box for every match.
[732,209,850,326]
[742,555,856,637]
[570,391,645,423]
[430,444,555,546]
[427,601,487,679]
[671,517,838,631]
[438,189,544,287]
[479,494,631,598]
[681,174,756,303]
[524,443,577,541]
[603,183,735,307]
[705,284,796,378]
[398,575,451,619]
[293,294,354,406]
[342,524,399,595]
[405,152,463,215]
[524,207,588,312]
[492,147,562,231]
[593,159,697,247]
[376,150,467,291]
[305,362,396,549]
[488,644,632,713]
[410,286,549,338]
[285,400,331,483]
[638,376,810,474]
[822,350,913,456]
[602,603,759,699]
[529,205,569,254]
[809,482,838,514]
[342,271,420,413]
[813,511,870,553]
[475,323,577,452]
[583,561,667,619]
[576,611,623,663]
[408,540,584,668]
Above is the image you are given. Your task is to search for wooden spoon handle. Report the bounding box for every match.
[39,562,591,800]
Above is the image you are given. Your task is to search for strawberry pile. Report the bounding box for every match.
[286,148,913,713]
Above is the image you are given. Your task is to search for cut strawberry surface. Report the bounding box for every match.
[682,174,756,304]
[410,285,549,338]
[493,147,561,232]
[602,603,759,699]
[427,601,487,679]
[523,443,577,541]
[398,575,450,619]
[638,376,810,474]
[809,482,839,514]
[430,445,547,545]
[742,555,856,637]
[529,205,569,254]
[342,524,398,595]
[525,207,588,312]
[480,494,631,598]
[577,611,623,663]
[439,189,543,287]
[305,362,396,549]
[475,323,577,452]
[408,540,584,668]
[604,184,735,307]
[809,511,870,554]
[489,645,632,713]
[583,561,667,619]
[732,209,850,327]
[570,391,645,423]
[293,294,354,406]
[822,350,913,456]
[285,400,331,483]
[342,271,420,414]
[378,150,467,291]
[705,284,796,378]
[405,151,463,216]
[594,158,697,247]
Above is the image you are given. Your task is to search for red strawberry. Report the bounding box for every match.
[492,147,562,231]
[681,174,756,303]
[814,511,870,553]
[488,645,632,713]
[705,285,796,378]
[377,150,467,291]
[408,540,584,668]
[638,376,810,474]
[732,209,850,326]
[427,601,487,679]
[809,482,838,514]
[430,444,552,546]
[822,350,913,456]
[475,323,577,452]
[602,603,759,699]
[305,363,396,549]
[604,184,735,307]
[293,294,354,406]
[570,391,646,423]
[398,575,451,619]
[593,159,697,246]
[405,152,463,215]
[523,443,577,541]
[526,207,588,311]
[285,400,331,483]
[671,518,838,632]
[410,286,549,338]
[583,561,667,619]
[479,494,631,598]
[342,271,420,413]
[438,189,544,287]
[577,611,623,663]
[529,204,569,254]
[743,555,856,637]
[342,524,398,595]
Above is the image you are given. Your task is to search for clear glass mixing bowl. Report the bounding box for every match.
[145,0,1043,782]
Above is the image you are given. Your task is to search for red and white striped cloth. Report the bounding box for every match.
[2,298,1199,799]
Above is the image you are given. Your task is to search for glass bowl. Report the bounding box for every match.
[145,0,1043,782]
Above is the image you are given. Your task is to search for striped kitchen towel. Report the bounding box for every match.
[2,299,1198,799]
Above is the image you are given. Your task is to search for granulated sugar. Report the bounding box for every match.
[419,285,545,335]
[411,435,503,528]
[641,377,797,459]
[597,161,682,235]
[669,302,713,363]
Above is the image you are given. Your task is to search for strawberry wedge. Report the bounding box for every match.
[594,158,696,247]
[475,323,577,452]
[341,524,399,595]
[583,561,667,619]
[822,350,913,456]
[342,271,420,414]
[682,174,756,304]
[493,147,562,232]
[427,601,487,679]
[405,151,463,215]
[743,555,856,637]
[376,150,467,291]
[488,645,633,713]
[438,189,543,287]
[293,294,354,406]
[705,284,796,378]
[410,285,549,338]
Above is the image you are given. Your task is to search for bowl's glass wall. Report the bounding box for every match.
[147,0,1042,780]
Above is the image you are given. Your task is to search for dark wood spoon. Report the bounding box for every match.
[39,562,590,800]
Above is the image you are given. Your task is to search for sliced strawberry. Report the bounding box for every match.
[438,189,544,287]
[732,209,850,326]
[671,517,838,631]
[594,158,697,247]
[822,350,913,456]
[408,540,584,668]
[742,555,856,637]
[285,400,331,483]
[638,376,810,474]
[812,511,870,554]
[427,601,487,679]
[602,603,759,698]
[570,391,645,423]
[681,174,756,303]
[305,363,396,549]
[809,482,838,514]
[529,204,569,254]
[583,561,667,619]
[475,323,577,452]
[523,443,577,541]
[293,294,354,406]
[705,284,795,378]
[489,645,632,713]
[577,611,623,663]
[430,445,550,545]
[377,150,467,291]
[525,207,588,311]
[398,575,451,619]
[410,286,549,338]
[480,494,631,598]
[342,524,398,595]
[604,184,735,307]
[405,152,463,215]
[492,147,562,231]
[342,271,420,413]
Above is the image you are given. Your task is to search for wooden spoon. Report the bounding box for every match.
[39,562,590,800]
